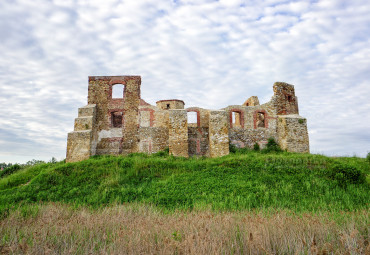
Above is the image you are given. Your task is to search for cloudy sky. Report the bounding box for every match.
[1,0,369,163]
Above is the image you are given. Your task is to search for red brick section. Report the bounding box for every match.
[108,109,124,128]
[140,99,151,106]
[140,108,155,127]
[186,108,200,128]
[229,109,244,128]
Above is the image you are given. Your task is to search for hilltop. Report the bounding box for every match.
[1,150,369,213]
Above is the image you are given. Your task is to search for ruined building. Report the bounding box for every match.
[66,76,309,162]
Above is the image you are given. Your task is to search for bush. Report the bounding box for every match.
[262,138,282,153]
[253,143,260,151]
[229,143,238,153]
[153,147,170,157]
[367,152,370,163]
[329,162,365,187]
[0,164,22,178]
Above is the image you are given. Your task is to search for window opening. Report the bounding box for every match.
[166,104,170,109]
[257,112,265,128]
[111,112,123,128]
[187,111,198,124]
[232,111,241,127]
[112,84,124,98]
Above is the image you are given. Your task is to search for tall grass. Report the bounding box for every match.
[0,203,368,254]
[0,151,369,214]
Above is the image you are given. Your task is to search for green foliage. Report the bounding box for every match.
[367,152,370,163]
[152,148,169,157]
[253,143,260,151]
[0,164,21,178]
[328,162,366,187]
[229,143,238,153]
[298,119,305,124]
[262,138,282,153]
[0,152,369,215]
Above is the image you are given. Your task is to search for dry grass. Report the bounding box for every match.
[0,203,369,254]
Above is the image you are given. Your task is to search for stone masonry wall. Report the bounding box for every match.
[88,76,141,155]
[273,82,299,115]
[66,104,97,162]
[277,115,309,153]
[168,110,189,157]
[67,76,309,162]
[209,110,229,157]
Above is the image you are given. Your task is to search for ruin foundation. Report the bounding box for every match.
[66,76,309,162]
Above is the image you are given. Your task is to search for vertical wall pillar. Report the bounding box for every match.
[120,77,141,154]
[168,110,189,157]
[209,110,229,157]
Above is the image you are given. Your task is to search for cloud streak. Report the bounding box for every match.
[0,0,369,162]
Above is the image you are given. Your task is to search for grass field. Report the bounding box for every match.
[1,203,369,254]
[0,150,369,253]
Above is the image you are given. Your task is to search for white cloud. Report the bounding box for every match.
[0,0,369,163]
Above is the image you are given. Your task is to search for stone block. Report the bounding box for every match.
[74,116,93,131]
[78,104,96,117]
[66,130,92,162]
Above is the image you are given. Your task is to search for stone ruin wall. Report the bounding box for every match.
[66,76,309,162]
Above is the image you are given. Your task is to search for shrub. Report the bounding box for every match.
[229,143,238,153]
[329,162,365,187]
[153,147,170,157]
[253,143,260,151]
[262,138,282,153]
[0,164,22,178]
[367,152,370,163]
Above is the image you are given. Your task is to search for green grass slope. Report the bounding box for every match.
[0,151,369,215]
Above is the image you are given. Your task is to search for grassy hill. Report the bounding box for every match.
[1,150,369,214]
[1,150,369,254]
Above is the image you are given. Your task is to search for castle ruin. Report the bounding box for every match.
[66,76,309,162]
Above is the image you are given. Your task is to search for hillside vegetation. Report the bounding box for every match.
[0,150,369,214]
[1,150,369,254]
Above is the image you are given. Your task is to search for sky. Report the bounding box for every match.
[0,0,369,163]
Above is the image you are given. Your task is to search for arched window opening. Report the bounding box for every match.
[232,111,241,127]
[111,111,123,128]
[257,112,265,128]
[112,84,124,99]
[187,111,198,124]
[166,104,170,109]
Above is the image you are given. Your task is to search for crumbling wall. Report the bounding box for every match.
[243,96,260,106]
[66,104,97,162]
[277,115,309,153]
[225,103,278,149]
[67,77,309,162]
[87,76,141,155]
[272,82,299,115]
[186,107,210,156]
[168,110,189,157]
[209,111,229,157]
